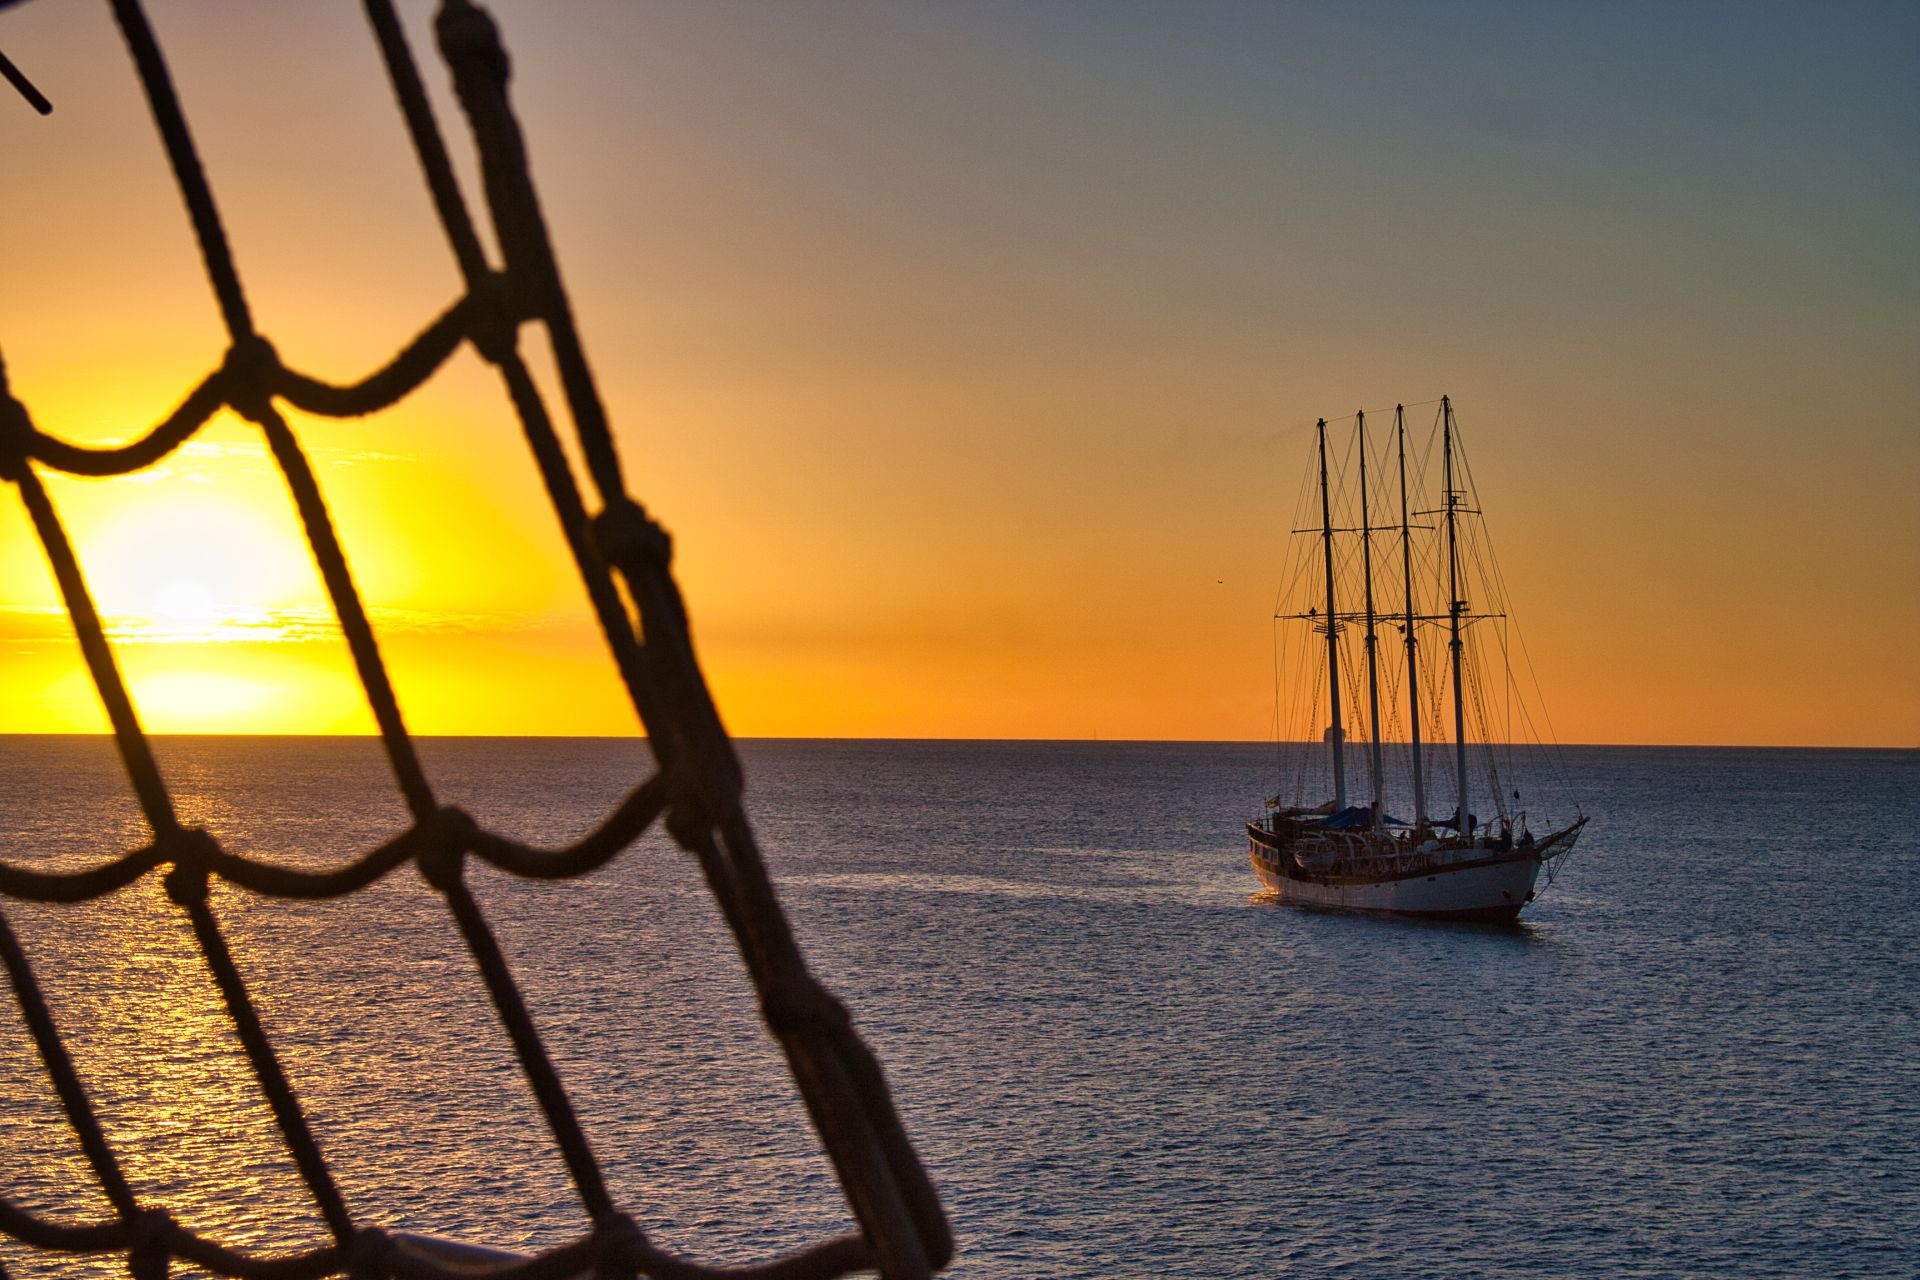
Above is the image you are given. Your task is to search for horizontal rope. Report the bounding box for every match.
[0,766,683,903]
[0,1198,873,1280]
[272,294,480,418]
[12,369,227,476]
[16,286,508,475]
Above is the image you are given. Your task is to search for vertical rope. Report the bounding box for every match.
[433,867,614,1222]
[0,909,139,1219]
[433,0,624,500]
[362,0,493,285]
[362,1,673,754]
[257,412,436,820]
[107,0,255,340]
[170,863,355,1246]
[7,464,178,837]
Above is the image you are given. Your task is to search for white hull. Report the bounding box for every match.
[1249,838,1545,921]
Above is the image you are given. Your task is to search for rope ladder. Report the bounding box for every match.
[0,3,951,1278]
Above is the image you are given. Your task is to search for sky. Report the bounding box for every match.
[0,0,1915,746]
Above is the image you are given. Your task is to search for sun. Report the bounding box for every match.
[151,578,219,626]
[81,491,319,643]
[7,472,362,733]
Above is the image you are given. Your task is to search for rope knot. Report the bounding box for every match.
[129,1207,173,1251]
[436,0,511,90]
[163,863,208,907]
[761,976,852,1041]
[127,1206,174,1280]
[221,335,280,426]
[0,384,31,484]
[347,1227,392,1279]
[663,791,712,855]
[594,1212,647,1275]
[592,499,672,571]
[162,829,219,906]
[434,805,479,845]
[419,808,474,892]
[467,270,522,366]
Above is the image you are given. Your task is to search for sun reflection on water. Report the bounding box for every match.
[4,877,324,1258]
[2,738,860,1278]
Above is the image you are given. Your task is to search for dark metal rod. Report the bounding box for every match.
[1315,419,1346,810]
[1396,404,1427,827]
[0,44,52,114]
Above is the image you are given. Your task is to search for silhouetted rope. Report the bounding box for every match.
[0,2,950,1278]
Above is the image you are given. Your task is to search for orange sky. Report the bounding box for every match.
[2,1,1916,746]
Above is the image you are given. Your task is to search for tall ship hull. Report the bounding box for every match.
[1250,397,1588,922]
[1248,813,1584,923]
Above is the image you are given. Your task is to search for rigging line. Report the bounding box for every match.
[1274,431,1322,617]
[1275,622,1294,795]
[1462,656,1505,822]
[1301,645,1326,802]
[1494,589,1580,806]
[1342,641,1367,753]
[1422,640,1451,771]
[1285,622,1318,800]
[435,0,624,504]
[7,466,177,836]
[362,0,493,287]
[107,0,431,819]
[0,43,53,114]
[433,871,614,1222]
[1277,621,1314,766]
[22,295,475,466]
[1374,662,1410,817]
[109,0,254,340]
[0,909,139,1219]
[1448,421,1581,805]
[1504,616,1515,787]
[1270,620,1285,792]
[364,5,636,643]
[171,867,356,1245]
[259,412,436,820]
[391,8,695,781]
[366,3,668,748]
[700,797,949,1272]
[16,369,225,477]
[1308,398,1446,430]
[271,295,478,419]
[1488,618,1562,809]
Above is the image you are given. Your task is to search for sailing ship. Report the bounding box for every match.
[1249,396,1586,921]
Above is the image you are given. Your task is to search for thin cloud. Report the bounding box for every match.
[0,602,543,645]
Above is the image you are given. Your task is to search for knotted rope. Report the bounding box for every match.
[0,3,950,1278]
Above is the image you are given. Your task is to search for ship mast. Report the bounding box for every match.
[1315,418,1347,811]
[1442,395,1470,834]
[1357,410,1383,817]
[1395,404,1426,828]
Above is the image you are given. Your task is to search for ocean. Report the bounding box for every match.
[0,737,1914,1279]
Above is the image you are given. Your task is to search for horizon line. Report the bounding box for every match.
[0,732,1912,752]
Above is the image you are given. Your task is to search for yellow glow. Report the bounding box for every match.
[85,490,313,642]
[124,671,278,730]
[17,645,378,737]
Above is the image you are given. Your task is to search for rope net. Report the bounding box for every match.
[0,3,951,1278]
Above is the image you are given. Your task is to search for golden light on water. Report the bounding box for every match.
[1,884,324,1250]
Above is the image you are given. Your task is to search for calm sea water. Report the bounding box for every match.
[0,738,1914,1279]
